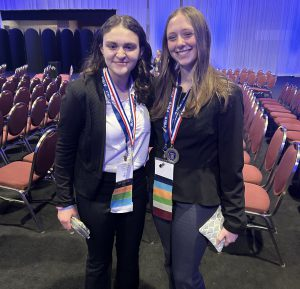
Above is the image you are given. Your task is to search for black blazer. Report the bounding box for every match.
[151,86,247,233]
[54,72,107,207]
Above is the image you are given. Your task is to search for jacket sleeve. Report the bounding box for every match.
[218,86,247,234]
[54,80,85,207]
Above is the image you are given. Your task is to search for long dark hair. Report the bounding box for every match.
[151,6,233,119]
[82,15,152,104]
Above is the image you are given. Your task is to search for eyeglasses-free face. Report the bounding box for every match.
[101,25,142,84]
[167,13,197,73]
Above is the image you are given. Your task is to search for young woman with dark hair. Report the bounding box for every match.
[55,15,152,289]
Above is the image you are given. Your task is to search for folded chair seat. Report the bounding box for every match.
[267,107,291,114]
[245,182,270,214]
[243,164,263,185]
[23,152,34,162]
[0,161,40,189]
[260,99,279,104]
[264,105,290,113]
[244,151,251,164]
[280,123,300,131]
[275,117,300,125]
[286,131,300,141]
[270,111,297,119]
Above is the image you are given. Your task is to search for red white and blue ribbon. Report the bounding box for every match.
[102,68,136,149]
[162,83,190,150]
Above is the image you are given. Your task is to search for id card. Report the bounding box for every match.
[111,160,134,213]
[116,161,133,183]
[152,158,174,221]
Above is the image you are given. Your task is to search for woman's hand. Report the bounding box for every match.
[57,207,79,230]
[216,227,238,247]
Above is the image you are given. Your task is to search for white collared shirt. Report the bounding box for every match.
[103,96,151,172]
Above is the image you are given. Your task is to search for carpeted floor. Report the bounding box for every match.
[0,181,300,289]
[0,76,300,289]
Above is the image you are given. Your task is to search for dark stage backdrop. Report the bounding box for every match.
[0,9,115,72]
[1,9,115,27]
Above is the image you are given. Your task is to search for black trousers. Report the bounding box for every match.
[77,167,147,289]
[153,202,217,289]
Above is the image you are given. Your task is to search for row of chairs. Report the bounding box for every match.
[243,88,269,164]
[0,64,29,88]
[245,84,300,142]
[0,64,70,231]
[0,77,66,114]
[259,84,300,141]
[34,65,74,83]
[243,84,300,171]
[0,91,61,164]
[1,73,66,95]
[241,85,300,267]
[0,69,67,165]
[14,64,29,78]
[0,71,63,228]
[43,64,56,76]
[221,68,277,94]
[0,61,72,95]
[0,128,57,232]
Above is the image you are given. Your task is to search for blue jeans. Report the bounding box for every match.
[153,202,217,289]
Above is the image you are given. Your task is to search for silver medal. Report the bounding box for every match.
[165,147,179,164]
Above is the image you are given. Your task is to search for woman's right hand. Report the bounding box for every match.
[57,206,79,230]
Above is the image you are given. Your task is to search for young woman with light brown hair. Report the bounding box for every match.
[150,6,246,289]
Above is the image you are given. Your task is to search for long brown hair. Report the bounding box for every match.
[151,6,234,119]
[82,15,152,104]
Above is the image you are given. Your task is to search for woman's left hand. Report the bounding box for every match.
[216,227,238,247]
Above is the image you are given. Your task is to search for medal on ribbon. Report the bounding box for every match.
[102,68,136,213]
[153,78,191,220]
[162,84,190,164]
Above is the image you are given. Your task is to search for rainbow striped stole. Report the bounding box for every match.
[111,179,133,213]
[153,174,173,221]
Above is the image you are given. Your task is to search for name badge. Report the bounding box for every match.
[116,161,133,183]
[152,158,174,221]
[111,159,134,214]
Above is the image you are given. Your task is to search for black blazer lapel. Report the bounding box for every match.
[84,72,106,174]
